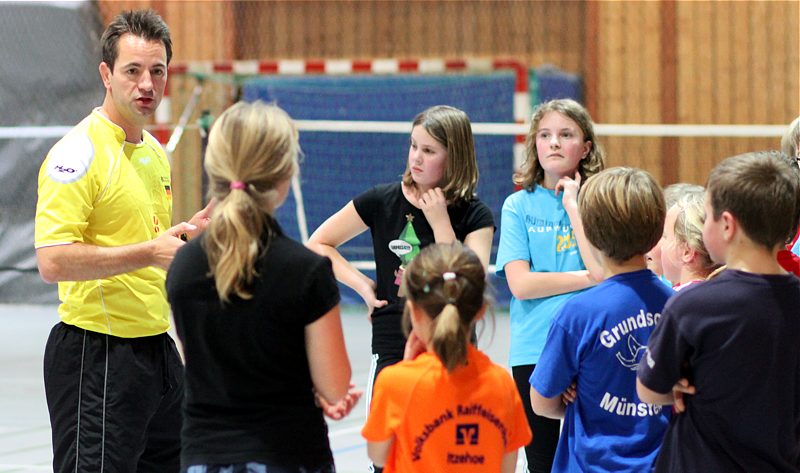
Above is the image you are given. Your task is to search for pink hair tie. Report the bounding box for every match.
[230,181,246,190]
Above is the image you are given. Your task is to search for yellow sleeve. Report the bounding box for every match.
[34,133,98,248]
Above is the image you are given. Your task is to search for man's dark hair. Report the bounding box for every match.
[101,9,172,71]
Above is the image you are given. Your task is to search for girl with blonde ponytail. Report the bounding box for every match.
[362,242,532,472]
[167,101,360,473]
[203,100,299,301]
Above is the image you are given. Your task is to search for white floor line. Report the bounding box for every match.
[328,424,365,437]
[0,465,51,471]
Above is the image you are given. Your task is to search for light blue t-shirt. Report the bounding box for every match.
[792,237,800,257]
[495,186,586,366]
[530,270,672,473]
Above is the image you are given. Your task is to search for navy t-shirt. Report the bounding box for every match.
[638,269,800,472]
[166,221,340,468]
[353,182,494,354]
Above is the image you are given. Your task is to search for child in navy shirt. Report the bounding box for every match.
[638,151,800,472]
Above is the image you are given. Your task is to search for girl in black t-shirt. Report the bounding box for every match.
[307,105,495,413]
[167,101,361,473]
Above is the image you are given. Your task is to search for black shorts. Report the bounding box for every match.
[370,310,405,355]
[44,322,184,473]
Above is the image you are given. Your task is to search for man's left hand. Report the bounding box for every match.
[185,198,216,239]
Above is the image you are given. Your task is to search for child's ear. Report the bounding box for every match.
[720,211,737,242]
[406,300,424,325]
[405,299,415,317]
[680,244,696,264]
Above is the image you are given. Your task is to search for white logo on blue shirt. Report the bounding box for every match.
[615,334,647,370]
[600,391,663,417]
[599,309,660,349]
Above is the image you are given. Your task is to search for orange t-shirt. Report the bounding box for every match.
[362,345,532,472]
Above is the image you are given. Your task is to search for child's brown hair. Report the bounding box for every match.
[706,151,800,250]
[579,167,665,263]
[402,243,487,372]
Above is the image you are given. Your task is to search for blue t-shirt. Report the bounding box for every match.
[531,269,672,473]
[792,238,800,257]
[495,186,586,366]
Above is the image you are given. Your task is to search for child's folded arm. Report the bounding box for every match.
[530,385,567,419]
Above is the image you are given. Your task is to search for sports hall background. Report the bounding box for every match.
[0,0,798,304]
[0,2,797,471]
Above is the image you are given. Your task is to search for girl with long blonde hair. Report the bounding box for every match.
[167,101,359,473]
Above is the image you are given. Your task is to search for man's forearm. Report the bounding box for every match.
[36,241,155,283]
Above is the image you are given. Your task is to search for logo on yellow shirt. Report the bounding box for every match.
[46,134,94,184]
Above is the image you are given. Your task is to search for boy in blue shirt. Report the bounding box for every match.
[530,167,672,473]
[637,151,800,472]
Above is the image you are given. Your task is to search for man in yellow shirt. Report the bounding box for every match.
[34,9,209,472]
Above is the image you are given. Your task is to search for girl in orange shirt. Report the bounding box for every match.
[362,242,531,472]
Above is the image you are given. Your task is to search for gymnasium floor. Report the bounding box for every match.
[0,304,523,473]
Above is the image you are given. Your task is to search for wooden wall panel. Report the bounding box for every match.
[785,1,800,116]
[766,0,786,119]
[336,2,359,58]
[670,0,798,185]
[675,0,693,183]
[102,1,234,61]
[638,4,663,178]
[714,5,733,124]
[712,1,736,168]
[730,1,750,124]
[750,2,769,124]
[596,1,624,172]
[658,0,677,186]
[223,1,584,71]
[583,1,600,119]
[97,0,799,215]
[593,2,665,181]
[678,1,716,185]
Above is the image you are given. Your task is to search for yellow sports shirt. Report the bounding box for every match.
[35,109,173,337]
